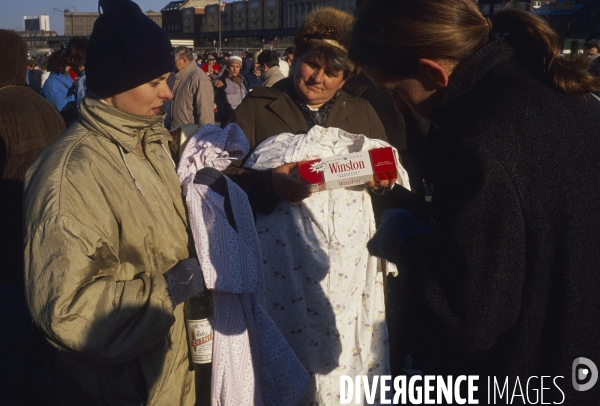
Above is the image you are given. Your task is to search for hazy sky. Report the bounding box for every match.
[1,0,173,34]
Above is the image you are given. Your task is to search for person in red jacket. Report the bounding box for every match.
[200,54,220,80]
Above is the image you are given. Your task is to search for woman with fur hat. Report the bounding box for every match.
[224,7,398,405]
[23,0,205,404]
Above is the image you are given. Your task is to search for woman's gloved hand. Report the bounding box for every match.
[367,209,431,263]
[164,258,205,308]
[271,162,312,202]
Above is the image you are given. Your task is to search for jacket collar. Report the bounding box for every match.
[340,81,367,99]
[261,66,281,81]
[175,61,197,81]
[78,96,171,154]
[432,39,514,125]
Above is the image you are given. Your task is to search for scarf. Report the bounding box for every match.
[288,84,340,129]
[228,72,244,87]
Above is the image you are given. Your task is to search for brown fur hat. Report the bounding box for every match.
[294,7,355,57]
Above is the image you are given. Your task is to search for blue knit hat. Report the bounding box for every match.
[86,0,174,98]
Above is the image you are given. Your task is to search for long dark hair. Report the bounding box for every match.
[349,0,600,95]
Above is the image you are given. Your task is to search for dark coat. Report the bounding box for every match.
[1,86,65,284]
[387,39,600,404]
[224,78,387,214]
[0,84,64,404]
[241,69,263,90]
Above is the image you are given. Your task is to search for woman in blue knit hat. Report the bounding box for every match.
[23,1,204,404]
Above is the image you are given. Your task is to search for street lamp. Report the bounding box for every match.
[218,0,222,54]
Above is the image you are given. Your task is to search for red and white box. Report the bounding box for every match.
[297,147,398,192]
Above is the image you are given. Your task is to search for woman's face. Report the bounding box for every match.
[104,72,173,116]
[292,53,347,108]
[361,65,439,120]
[228,62,241,77]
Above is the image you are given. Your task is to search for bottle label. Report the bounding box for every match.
[187,317,214,364]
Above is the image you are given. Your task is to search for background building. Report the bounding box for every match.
[64,12,98,36]
[282,0,355,28]
[64,10,162,37]
[162,1,186,33]
[18,30,58,55]
[23,15,50,32]
[535,0,600,51]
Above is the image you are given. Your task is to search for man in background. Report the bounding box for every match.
[242,51,253,71]
[165,45,215,129]
[241,52,264,90]
[258,50,285,88]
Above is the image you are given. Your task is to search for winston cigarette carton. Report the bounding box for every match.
[297,147,398,192]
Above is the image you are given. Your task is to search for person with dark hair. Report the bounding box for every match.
[41,49,77,125]
[26,58,43,94]
[584,39,600,82]
[0,29,65,406]
[241,54,264,90]
[224,7,402,404]
[257,49,285,88]
[164,45,214,130]
[23,1,204,403]
[350,0,600,403]
[65,36,89,107]
[279,46,295,78]
[242,51,253,71]
[284,46,295,66]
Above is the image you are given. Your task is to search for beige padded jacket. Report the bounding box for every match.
[23,97,195,405]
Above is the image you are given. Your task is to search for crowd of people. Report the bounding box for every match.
[2,0,600,405]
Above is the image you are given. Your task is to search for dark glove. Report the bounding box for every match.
[194,167,237,231]
[367,209,431,263]
[164,258,205,308]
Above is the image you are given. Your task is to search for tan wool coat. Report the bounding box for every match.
[23,97,195,405]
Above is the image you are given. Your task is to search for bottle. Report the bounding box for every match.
[185,291,214,406]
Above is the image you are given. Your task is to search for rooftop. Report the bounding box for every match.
[162,1,186,12]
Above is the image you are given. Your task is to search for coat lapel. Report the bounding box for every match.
[267,93,308,133]
[326,92,352,130]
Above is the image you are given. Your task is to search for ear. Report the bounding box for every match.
[417,58,451,88]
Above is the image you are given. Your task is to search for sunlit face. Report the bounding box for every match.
[104,73,173,116]
[292,53,347,108]
[361,65,439,120]
[228,62,241,77]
